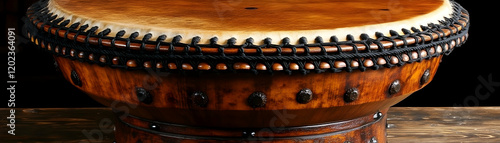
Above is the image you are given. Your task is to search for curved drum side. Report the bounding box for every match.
[55,55,440,128]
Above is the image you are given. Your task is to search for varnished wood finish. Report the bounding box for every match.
[54,55,441,128]
[114,109,388,143]
[3,107,499,142]
[25,0,470,142]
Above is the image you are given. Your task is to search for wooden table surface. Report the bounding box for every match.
[1,107,499,143]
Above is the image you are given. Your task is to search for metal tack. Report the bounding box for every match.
[420,69,431,85]
[344,88,359,103]
[247,92,267,108]
[296,88,313,104]
[190,91,208,107]
[389,80,401,95]
[70,70,82,87]
[136,87,153,104]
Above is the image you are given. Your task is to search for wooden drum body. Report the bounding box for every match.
[25,0,469,142]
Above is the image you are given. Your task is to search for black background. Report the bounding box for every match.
[2,0,499,108]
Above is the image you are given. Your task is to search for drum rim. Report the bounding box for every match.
[24,0,469,74]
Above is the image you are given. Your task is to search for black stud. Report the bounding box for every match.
[190,91,208,107]
[53,60,59,72]
[136,87,153,104]
[420,69,431,85]
[369,137,378,143]
[247,92,266,108]
[373,111,383,120]
[296,88,313,104]
[149,123,159,130]
[389,80,401,95]
[344,88,359,103]
[242,131,256,137]
[70,70,82,87]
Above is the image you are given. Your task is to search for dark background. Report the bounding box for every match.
[2,0,498,108]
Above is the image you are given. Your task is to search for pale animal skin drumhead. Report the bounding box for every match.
[47,0,453,45]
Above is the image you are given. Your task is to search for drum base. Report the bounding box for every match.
[114,108,388,143]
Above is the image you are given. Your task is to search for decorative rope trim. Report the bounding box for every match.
[24,0,470,75]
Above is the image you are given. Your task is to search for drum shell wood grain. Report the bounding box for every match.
[54,56,441,128]
[113,108,389,143]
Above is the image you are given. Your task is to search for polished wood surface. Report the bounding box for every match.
[2,107,498,142]
[113,109,389,142]
[23,0,471,142]
[47,0,453,44]
[54,54,441,128]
